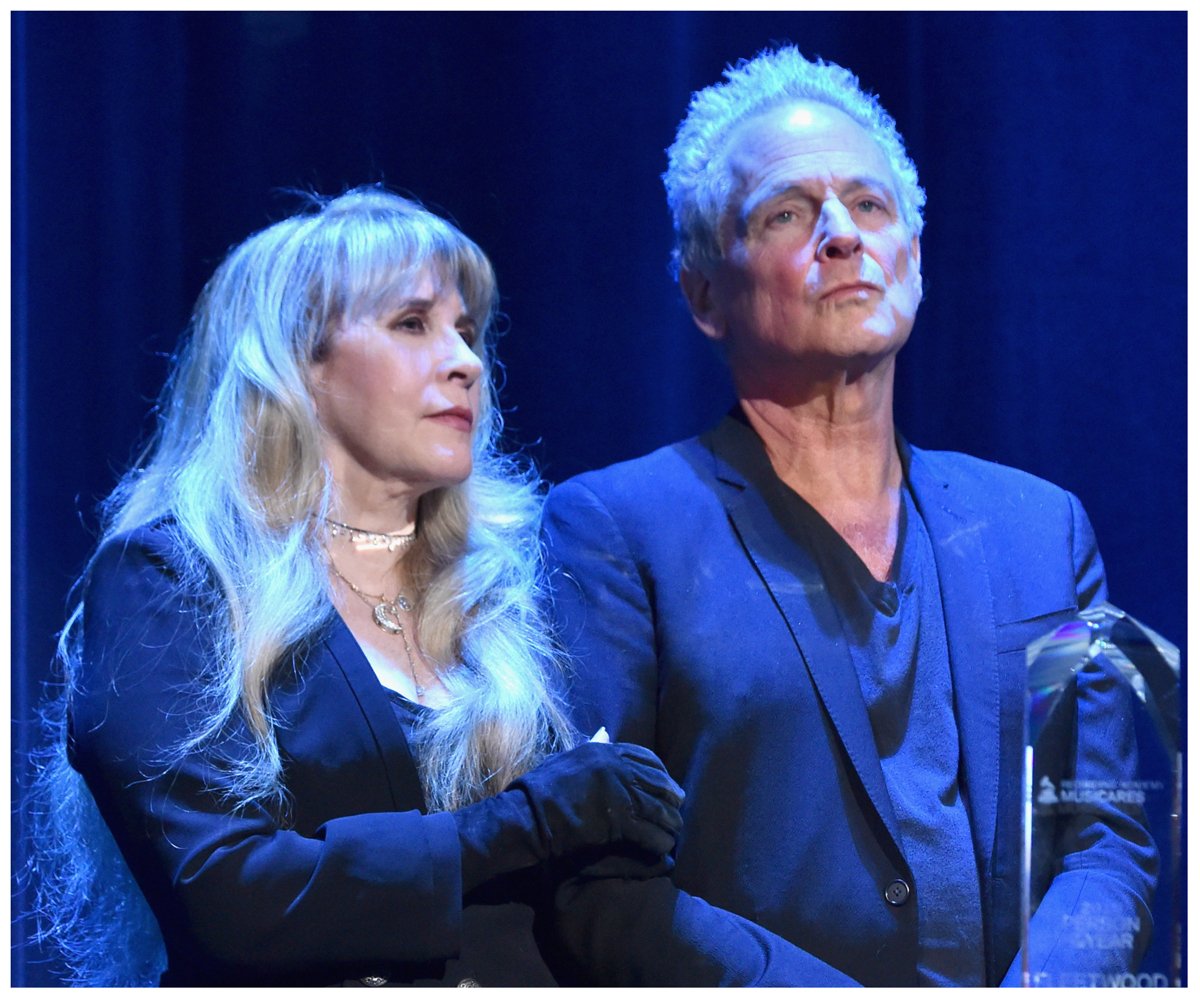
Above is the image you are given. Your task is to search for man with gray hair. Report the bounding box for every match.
[544,47,1154,985]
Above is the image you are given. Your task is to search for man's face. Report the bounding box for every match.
[685,100,922,391]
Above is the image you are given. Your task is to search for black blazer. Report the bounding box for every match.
[542,415,1156,986]
[69,523,556,986]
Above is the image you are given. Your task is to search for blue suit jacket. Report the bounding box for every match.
[542,415,1155,986]
[69,523,556,986]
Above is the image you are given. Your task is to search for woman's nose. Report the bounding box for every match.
[441,330,482,387]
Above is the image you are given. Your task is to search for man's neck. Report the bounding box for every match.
[737,368,903,581]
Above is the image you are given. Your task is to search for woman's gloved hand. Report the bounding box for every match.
[453,741,684,895]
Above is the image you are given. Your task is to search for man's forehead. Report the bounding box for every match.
[776,100,853,133]
[729,100,887,168]
[724,101,897,206]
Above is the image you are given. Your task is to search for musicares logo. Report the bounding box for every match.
[1036,775,1156,806]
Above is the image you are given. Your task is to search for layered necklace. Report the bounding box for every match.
[325,517,428,700]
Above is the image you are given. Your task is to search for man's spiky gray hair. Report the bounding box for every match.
[663,46,926,276]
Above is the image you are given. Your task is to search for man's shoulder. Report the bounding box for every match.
[907,444,1083,518]
[549,435,711,507]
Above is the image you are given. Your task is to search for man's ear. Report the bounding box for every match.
[679,266,725,342]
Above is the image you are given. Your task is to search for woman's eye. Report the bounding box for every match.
[391,315,426,333]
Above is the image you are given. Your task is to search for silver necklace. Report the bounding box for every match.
[326,517,417,553]
[327,556,427,700]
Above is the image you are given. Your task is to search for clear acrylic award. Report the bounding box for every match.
[1022,602,1181,987]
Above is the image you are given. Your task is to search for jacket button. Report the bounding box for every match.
[456,977,481,987]
[884,879,911,906]
[359,976,388,986]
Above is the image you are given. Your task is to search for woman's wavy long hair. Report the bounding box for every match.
[29,186,575,985]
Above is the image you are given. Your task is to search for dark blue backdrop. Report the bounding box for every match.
[11,11,1186,986]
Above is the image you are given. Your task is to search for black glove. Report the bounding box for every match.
[453,741,684,895]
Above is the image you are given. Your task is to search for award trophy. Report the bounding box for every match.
[1022,603,1181,987]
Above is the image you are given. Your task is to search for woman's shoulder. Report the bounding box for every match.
[72,522,221,746]
[93,517,184,565]
[85,518,214,620]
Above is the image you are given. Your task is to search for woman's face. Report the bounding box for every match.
[310,268,483,509]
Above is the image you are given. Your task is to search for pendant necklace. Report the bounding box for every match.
[327,555,427,701]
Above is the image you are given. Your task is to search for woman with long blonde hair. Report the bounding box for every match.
[30,186,682,986]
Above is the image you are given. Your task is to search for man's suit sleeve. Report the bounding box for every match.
[1070,490,1107,610]
[542,480,858,986]
[999,493,1159,985]
[70,525,463,979]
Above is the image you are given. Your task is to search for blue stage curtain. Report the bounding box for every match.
[11,11,1185,986]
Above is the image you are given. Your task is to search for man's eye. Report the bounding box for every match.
[856,199,882,213]
[770,209,796,225]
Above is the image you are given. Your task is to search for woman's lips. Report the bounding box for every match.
[428,408,473,432]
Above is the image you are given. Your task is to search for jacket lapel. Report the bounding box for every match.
[703,416,904,856]
[903,443,1000,877]
[321,616,429,811]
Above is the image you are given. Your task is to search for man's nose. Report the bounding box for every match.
[815,200,863,261]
